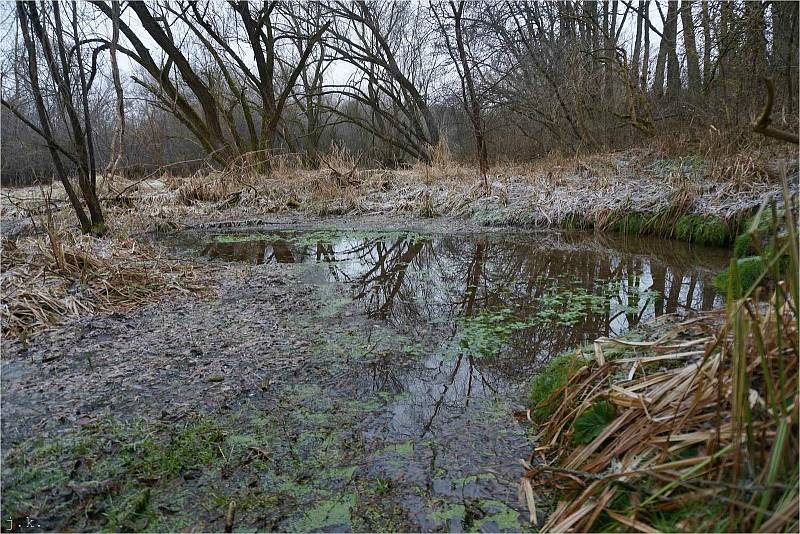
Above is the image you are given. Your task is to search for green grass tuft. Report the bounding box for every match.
[611,213,645,235]
[572,401,617,445]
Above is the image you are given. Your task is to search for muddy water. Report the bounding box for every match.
[168,228,728,531]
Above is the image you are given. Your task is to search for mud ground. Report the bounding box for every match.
[1,217,538,532]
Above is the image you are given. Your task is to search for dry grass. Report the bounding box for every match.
[521,176,799,533]
[3,145,791,237]
[1,220,204,340]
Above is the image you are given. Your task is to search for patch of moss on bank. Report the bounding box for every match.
[673,215,730,246]
[528,350,588,423]
[714,254,790,296]
[608,211,732,245]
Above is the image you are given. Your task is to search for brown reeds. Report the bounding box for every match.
[522,171,799,532]
[1,226,204,339]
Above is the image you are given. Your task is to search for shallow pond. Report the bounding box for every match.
[162,227,729,531]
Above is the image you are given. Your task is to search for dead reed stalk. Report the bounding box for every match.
[523,170,799,533]
[1,227,204,339]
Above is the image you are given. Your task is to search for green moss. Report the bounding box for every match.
[713,254,789,296]
[714,256,765,295]
[0,416,229,531]
[733,232,755,258]
[674,215,730,246]
[430,503,466,524]
[572,401,617,444]
[528,351,587,423]
[732,214,784,258]
[471,500,524,532]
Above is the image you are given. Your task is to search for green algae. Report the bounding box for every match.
[471,500,524,532]
[289,493,356,531]
[430,503,466,523]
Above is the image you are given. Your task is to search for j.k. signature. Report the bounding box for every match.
[5,517,40,531]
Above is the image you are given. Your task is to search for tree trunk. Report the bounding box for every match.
[14,3,93,232]
[772,1,799,114]
[701,1,712,90]
[69,3,104,231]
[631,1,643,87]
[681,0,701,96]
[105,0,125,180]
[664,1,681,99]
[451,1,489,182]
[653,3,667,97]
[641,1,650,89]
[129,2,229,158]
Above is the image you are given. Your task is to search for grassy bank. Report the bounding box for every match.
[522,177,799,532]
[3,147,792,242]
[560,211,740,246]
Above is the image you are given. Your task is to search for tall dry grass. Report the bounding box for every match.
[521,168,798,532]
[1,213,204,339]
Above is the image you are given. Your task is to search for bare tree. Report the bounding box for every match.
[2,2,105,234]
[324,0,441,162]
[432,1,489,181]
[104,0,125,179]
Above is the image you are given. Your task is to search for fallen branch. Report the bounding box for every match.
[752,78,799,144]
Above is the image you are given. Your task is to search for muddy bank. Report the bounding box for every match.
[1,223,732,531]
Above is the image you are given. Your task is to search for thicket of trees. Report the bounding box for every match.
[1,1,798,221]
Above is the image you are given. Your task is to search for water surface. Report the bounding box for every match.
[164,228,728,531]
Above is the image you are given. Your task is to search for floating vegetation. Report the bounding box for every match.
[534,279,658,327]
[456,307,534,357]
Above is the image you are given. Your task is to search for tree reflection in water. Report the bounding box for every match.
[200,230,728,438]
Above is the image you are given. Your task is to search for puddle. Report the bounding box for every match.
[162,228,729,531]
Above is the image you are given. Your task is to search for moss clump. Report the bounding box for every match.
[714,256,767,296]
[673,215,730,246]
[733,232,755,258]
[732,214,781,258]
[714,253,790,296]
[528,351,587,423]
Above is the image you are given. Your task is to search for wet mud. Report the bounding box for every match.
[1,222,729,531]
